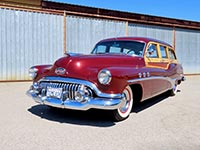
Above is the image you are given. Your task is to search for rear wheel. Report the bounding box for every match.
[169,83,178,96]
[112,86,133,121]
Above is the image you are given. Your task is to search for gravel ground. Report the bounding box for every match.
[0,76,199,150]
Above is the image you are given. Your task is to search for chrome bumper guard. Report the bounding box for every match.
[27,77,125,111]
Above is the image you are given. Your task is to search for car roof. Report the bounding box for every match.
[98,37,173,47]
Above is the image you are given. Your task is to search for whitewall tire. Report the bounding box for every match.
[112,86,133,121]
[169,84,178,96]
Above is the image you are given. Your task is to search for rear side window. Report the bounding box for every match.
[146,44,159,58]
[168,49,177,60]
[160,45,167,58]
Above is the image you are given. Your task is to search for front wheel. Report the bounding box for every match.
[112,86,133,121]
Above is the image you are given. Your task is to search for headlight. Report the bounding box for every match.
[98,69,112,85]
[29,67,38,79]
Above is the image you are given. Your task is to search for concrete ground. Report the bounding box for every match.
[0,76,199,150]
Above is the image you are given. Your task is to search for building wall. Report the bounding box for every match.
[128,24,173,45]
[176,28,200,74]
[0,0,41,7]
[0,7,200,81]
[66,16,126,54]
[128,24,200,74]
[0,8,63,80]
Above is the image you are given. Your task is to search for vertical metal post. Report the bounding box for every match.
[126,21,129,36]
[173,27,176,50]
[63,11,67,54]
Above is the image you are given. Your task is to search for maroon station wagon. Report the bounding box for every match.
[27,37,185,121]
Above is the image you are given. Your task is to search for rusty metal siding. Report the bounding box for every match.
[176,29,200,74]
[66,16,126,54]
[128,24,173,45]
[0,8,63,81]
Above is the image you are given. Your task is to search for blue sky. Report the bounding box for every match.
[48,0,200,22]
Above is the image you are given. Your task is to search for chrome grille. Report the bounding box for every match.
[39,81,93,100]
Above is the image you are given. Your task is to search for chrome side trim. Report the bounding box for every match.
[38,76,123,99]
[128,76,175,87]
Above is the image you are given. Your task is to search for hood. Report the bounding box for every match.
[47,54,145,80]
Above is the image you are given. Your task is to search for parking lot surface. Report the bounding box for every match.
[0,76,200,150]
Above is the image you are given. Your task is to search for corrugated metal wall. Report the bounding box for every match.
[0,7,200,81]
[128,23,173,45]
[66,16,126,54]
[128,24,200,74]
[0,8,64,80]
[176,28,200,74]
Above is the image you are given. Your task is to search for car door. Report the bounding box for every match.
[145,43,161,68]
[144,42,170,96]
[145,43,170,69]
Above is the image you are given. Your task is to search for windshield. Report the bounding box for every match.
[92,41,145,56]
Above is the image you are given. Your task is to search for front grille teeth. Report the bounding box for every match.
[39,81,93,101]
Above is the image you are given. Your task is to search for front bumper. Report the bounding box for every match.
[27,77,125,111]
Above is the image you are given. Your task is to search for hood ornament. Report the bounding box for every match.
[55,67,66,75]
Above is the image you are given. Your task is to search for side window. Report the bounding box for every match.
[110,46,121,53]
[146,44,158,58]
[94,45,107,53]
[160,45,167,58]
[168,49,177,60]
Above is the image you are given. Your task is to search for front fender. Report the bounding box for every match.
[32,65,52,82]
[95,67,141,94]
